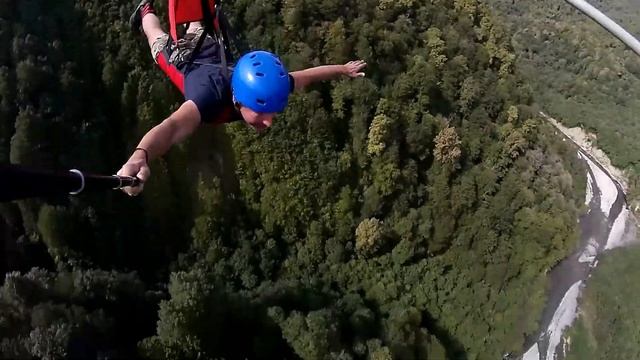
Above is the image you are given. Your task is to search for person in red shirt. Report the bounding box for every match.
[117,0,366,196]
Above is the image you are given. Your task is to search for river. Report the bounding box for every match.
[520,148,637,360]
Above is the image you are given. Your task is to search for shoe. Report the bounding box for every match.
[129,0,154,33]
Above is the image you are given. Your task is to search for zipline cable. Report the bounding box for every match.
[565,0,640,56]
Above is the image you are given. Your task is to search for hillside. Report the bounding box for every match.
[0,0,585,359]
[484,1,640,358]
[486,0,640,200]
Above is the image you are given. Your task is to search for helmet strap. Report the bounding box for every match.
[231,95,242,110]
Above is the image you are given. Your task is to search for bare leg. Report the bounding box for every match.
[186,21,203,34]
[142,13,167,49]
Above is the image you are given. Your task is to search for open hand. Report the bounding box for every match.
[343,60,367,78]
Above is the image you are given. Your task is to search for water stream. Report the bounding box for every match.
[521,149,636,360]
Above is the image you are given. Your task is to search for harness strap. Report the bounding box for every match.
[187,0,229,80]
[218,9,248,56]
[213,3,229,80]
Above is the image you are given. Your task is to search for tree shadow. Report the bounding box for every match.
[0,203,55,276]
[186,281,302,359]
[422,311,468,360]
[186,124,241,196]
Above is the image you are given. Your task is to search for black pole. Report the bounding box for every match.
[0,164,140,202]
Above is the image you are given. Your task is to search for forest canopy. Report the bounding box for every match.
[486,0,640,201]
[0,0,586,359]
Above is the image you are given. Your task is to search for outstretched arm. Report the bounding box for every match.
[117,100,201,196]
[290,60,367,91]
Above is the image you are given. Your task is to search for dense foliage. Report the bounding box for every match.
[565,246,640,360]
[485,3,640,359]
[0,0,586,359]
[485,0,640,201]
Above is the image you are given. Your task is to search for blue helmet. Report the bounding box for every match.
[231,51,290,113]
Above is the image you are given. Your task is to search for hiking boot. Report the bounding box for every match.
[129,0,155,33]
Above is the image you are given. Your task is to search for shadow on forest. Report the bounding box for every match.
[423,311,468,360]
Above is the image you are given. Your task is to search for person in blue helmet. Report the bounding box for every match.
[117,0,366,196]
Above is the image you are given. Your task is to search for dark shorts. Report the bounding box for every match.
[150,29,239,124]
[151,28,214,94]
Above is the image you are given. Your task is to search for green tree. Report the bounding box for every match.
[434,125,462,166]
[355,218,387,258]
